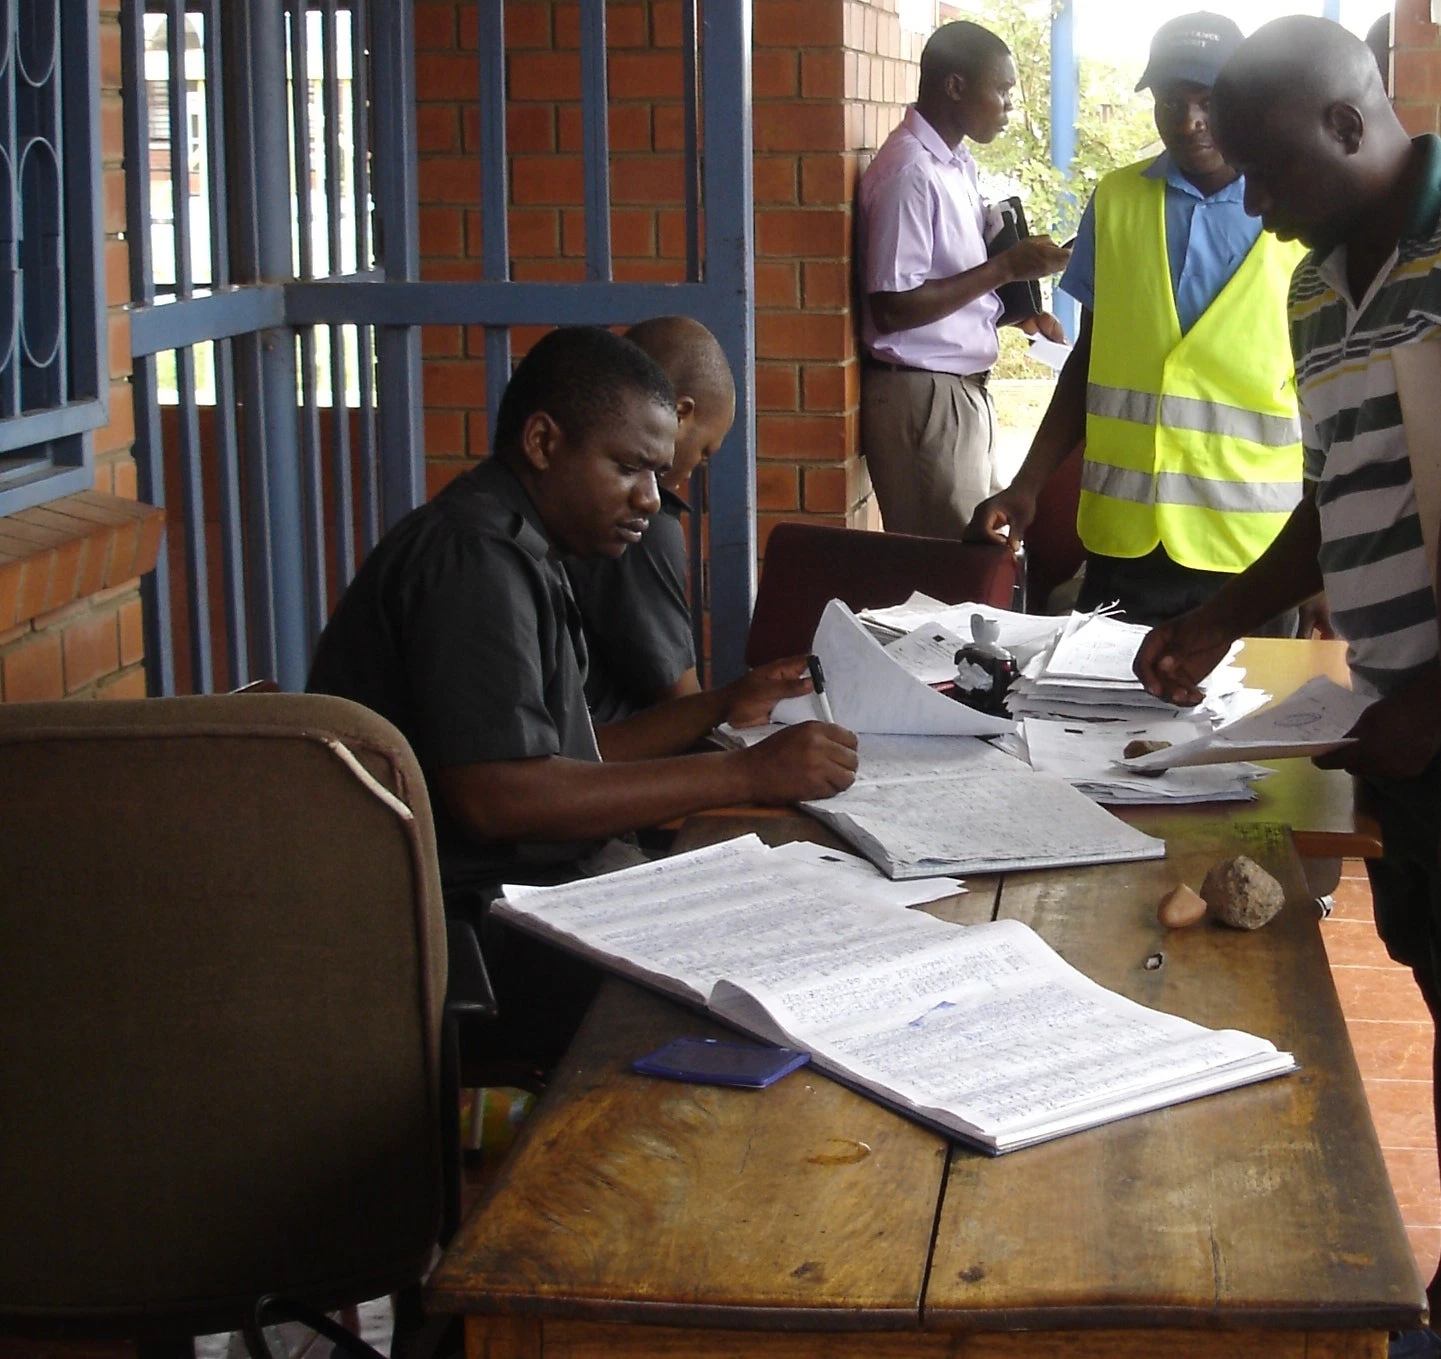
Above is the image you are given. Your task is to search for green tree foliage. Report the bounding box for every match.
[965,0,1157,237]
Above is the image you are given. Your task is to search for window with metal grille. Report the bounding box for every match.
[0,2,107,516]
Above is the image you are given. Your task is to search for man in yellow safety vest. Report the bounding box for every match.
[967,12,1307,630]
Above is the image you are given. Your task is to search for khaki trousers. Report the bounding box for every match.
[860,366,1000,538]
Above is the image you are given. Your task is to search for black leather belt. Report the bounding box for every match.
[864,357,990,387]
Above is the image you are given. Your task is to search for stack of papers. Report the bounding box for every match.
[496,835,1295,1154]
[731,600,1168,876]
[1012,717,1271,805]
[991,612,1273,806]
[858,592,1067,669]
[798,767,1167,878]
[1119,676,1372,772]
[1008,612,1268,727]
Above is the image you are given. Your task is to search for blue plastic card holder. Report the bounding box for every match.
[631,1036,810,1089]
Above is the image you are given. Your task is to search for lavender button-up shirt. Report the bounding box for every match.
[858,106,1002,376]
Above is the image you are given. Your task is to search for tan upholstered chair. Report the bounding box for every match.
[0,694,481,1359]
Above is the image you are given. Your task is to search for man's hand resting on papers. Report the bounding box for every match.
[966,485,1036,553]
[1313,663,1441,781]
[1133,609,1237,707]
[722,655,818,728]
[740,722,859,803]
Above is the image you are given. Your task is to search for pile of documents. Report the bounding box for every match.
[719,600,1168,877]
[1006,611,1267,726]
[1119,676,1371,772]
[853,596,1275,806]
[496,835,1296,1154]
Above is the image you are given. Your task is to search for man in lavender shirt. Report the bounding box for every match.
[859,20,1070,538]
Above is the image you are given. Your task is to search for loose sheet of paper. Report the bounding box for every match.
[1122,675,1373,770]
[770,599,1014,737]
[884,622,968,683]
[712,725,1026,784]
[1045,614,1158,684]
[1027,334,1074,371]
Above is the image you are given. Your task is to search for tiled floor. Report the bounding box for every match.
[1323,859,1441,1284]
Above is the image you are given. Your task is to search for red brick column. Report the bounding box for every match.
[1395,0,1440,135]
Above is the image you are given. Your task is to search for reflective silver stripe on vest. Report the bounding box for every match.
[1086,383,1158,425]
[1087,383,1301,448]
[1082,459,1302,513]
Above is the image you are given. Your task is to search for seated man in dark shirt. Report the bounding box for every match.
[308,326,857,1066]
[566,315,734,721]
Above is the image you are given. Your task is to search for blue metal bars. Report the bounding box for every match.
[459,0,756,683]
[124,0,411,694]
[0,0,105,513]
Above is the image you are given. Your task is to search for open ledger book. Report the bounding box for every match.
[497,835,1296,1154]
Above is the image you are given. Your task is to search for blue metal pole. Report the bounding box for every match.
[1049,0,1080,341]
[245,0,311,690]
[700,0,756,686]
[370,0,426,525]
[579,0,613,282]
[477,0,513,448]
[1321,0,1341,21]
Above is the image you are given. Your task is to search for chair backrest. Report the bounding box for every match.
[0,694,448,1337]
[746,521,1019,666]
[1022,442,1087,613]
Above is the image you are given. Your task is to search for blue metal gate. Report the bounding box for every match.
[124,0,756,692]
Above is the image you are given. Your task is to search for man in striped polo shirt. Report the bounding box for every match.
[1135,18,1441,1335]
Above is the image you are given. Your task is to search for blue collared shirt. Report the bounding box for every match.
[1059,152,1263,335]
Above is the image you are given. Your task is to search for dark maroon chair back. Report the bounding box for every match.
[746,521,1020,666]
[1022,443,1086,613]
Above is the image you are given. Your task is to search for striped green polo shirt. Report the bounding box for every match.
[1289,135,1441,697]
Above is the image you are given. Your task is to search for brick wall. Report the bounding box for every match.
[0,0,150,704]
[1394,0,1438,135]
[414,0,919,561]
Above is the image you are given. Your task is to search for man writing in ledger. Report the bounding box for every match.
[858,19,1071,538]
[309,326,857,1064]
[968,13,1307,629]
[1133,20,1441,1338]
[567,316,734,721]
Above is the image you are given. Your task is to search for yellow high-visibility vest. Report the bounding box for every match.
[1080,160,1305,573]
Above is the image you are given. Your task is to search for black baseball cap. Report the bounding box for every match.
[1135,12,1244,93]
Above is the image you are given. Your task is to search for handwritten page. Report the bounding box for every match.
[800,768,1166,879]
[1122,676,1373,770]
[1044,614,1155,684]
[712,917,1292,1151]
[884,622,967,683]
[763,839,967,907]
[770,599,1014,737]
[499,834,958,999]
[499,839,1293,1153]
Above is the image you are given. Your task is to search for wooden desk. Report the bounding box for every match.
[429,815,1423,1357]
